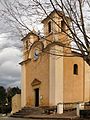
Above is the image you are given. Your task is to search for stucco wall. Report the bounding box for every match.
[12,94,21,113]
[84,62,90,102]
[63,57,84,103]
[25,53,49,106]
[21,63,26,107]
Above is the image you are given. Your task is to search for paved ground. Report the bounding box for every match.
[0,116,90,120]
[0,115,39,120]
[0,116,37,120]
[0,111,89,120]
[0,117,90,120]
[0,117,32,120]
[0,113,89,120]
[0,115,77,120]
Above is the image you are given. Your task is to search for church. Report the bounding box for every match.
[20,10,90,109]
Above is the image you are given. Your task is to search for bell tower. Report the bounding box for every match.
[42,11,64,36]
[42,10,71,55]
[21,29,39,60]
[41,10,71,49]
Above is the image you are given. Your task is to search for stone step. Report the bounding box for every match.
[10,106,57,118]
[13,112,30,115]
[11,107,45,117]
[10,114,25,118]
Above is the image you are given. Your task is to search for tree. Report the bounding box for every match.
[6,87,21,112]
[0,0,90,65]
[0,86,6,113]
[7,87,21,102]
[0,86,6,104]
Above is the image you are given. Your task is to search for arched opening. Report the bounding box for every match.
[61,20,65,32]
[48,21,52,33]
[26,40,28,49]
[73,64,78,75]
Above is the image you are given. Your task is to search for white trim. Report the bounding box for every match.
[49,45,63,106]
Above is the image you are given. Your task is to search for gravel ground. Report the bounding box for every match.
[0,117,37,120]
[0,116,90,120]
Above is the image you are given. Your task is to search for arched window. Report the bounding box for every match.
[48,21,52,33]
[73,64,78,75]
[26,40,28,49]
[61,20,65,32]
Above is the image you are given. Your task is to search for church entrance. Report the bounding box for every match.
[34,88,39,107]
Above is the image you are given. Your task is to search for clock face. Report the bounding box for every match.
[34,49,39,61]
[29,41,44,61]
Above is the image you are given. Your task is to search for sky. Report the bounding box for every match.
[0,0,22,88]
[0,0,43,89]
[0,32,22,88]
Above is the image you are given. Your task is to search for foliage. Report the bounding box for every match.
[0,86,6,105]
[0,86,6,113]
[7,87,21,102]
[6,87,21,113]
[0,86,21,113]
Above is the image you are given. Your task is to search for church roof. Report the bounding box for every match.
[41,10,69,23]
[21,29,38,41]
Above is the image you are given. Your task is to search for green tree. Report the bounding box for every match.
[6,87,21,111]
[7,87,21,101]
[0,86,6,113]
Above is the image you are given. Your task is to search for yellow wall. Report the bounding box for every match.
[21,63,26,107]
[12,94,21,113]
[84,62,90,101]
[63,57,84,103]
[25,53,49,106]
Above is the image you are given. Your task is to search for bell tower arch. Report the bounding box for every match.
[41,10,71,54]
[21,29,39,61]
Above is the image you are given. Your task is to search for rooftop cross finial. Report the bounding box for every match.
[32,28,36,34]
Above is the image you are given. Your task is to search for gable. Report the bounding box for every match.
[31,79,41,86]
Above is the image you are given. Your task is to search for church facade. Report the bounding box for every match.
[20,10,90,108]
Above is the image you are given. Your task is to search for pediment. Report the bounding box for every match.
[31,79,41,86]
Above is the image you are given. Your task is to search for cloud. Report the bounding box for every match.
[0,33,22,50]
[0,47,21,63]
[0,43,22,88]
